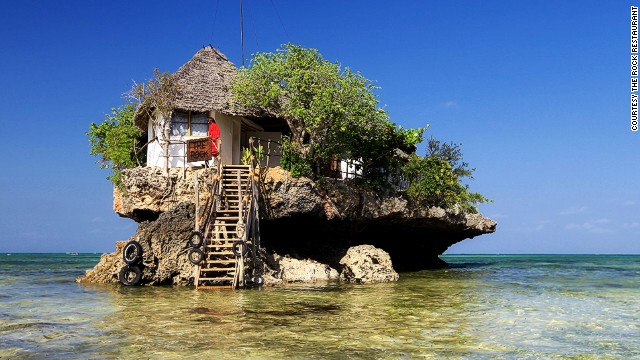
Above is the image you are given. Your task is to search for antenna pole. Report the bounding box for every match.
[240,0,245,67]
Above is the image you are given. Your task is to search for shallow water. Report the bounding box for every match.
[1,254,639,359]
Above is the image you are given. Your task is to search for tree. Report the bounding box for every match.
[425,137,474,179]
[401,141,491,213]
[232,43,423,177]
[232,43,488,212]
[127,68,180,175]
[87,104,143,187]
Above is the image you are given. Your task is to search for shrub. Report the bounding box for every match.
[87,104,144,188]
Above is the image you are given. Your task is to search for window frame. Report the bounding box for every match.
[171,110,209,137]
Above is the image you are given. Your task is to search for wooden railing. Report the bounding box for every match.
[247,137,282,169]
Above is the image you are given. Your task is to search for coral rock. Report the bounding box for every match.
[339,245,399,283]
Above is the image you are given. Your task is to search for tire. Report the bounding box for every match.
[251,275,264,285]
[122,241,143,264]
[232,240,249,258]
[119,265,142,286]
[188,231,204,248]
[188,248,205,265]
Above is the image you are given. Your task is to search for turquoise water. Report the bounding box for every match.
[1,254,639,359]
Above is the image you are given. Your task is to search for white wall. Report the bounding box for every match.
[146,116,163,168]
[214,111,237,166]
[146,112,212,168]
[145,111,283,168]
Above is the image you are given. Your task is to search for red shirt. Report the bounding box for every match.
[208,121,220,155]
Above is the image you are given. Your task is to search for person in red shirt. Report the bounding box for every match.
[208,117,221,158]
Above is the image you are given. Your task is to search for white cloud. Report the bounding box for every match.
[559,206,588,215]
[565,218,613,234]
[623,200,636,206]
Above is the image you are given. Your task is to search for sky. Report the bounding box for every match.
[0,1,638,254]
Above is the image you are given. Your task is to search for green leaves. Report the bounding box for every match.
[233,43,408,175]
[87,103,143,187]
[401,153,491,213]
[233,43,489,213]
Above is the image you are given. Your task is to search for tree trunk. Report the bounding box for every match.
[163,124,170,176]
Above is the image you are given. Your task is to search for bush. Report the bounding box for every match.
[401,154,490,213]
[232,43,424,181]
[87,104,144,188]
[280,135,313,177]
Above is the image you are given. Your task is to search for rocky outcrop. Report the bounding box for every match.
[114,167,216,222]
[83,165,496,285]
[78,202,197,285]
[78,203,342,286]
[339,245,399,283]
[258,167,496,270]
[263,254,339,285]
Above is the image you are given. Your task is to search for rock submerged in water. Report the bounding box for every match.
[339,245,399,283]
[79,166,496,286]
[78,202,197,285]
[263,254,339,285]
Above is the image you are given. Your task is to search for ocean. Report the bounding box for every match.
[0,253,638,359]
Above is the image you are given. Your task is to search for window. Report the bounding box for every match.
[171,111,208,136]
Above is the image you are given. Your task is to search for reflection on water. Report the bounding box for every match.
[1,254,639,359]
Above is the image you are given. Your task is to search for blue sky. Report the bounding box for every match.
[0,1,637,254]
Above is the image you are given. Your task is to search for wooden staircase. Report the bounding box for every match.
[195,165,252,290]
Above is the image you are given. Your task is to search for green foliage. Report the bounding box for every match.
[241,144,265,165]
[425,137,474,179]
[241,148,251,165]
[232,43,424,179]
[232,43,489,213]
[280,135,312,177]
[401,153,491,213]
[87,104,143,187]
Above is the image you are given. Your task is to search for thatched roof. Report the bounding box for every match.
[134,46,270,129]
[172,46,240,114]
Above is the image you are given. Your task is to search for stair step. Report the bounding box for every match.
[212,223,240,227]
[209,229,239,234]
[202,259,237,264]
[197,285,234,290]
[204,244,235,248]
[204,240,239,245]
[208,238,240,243]
[205,251,235,256]
[198,276,235,281]
[200,267,236,272]
[209,228,239,232]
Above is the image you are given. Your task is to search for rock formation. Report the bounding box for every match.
[79,203,197,285]
[263,254,340,285]
[339,245,399,283]
[79,166,496,285]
